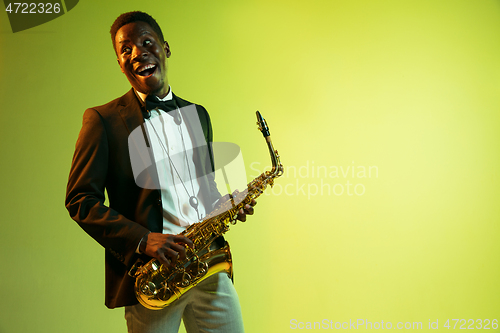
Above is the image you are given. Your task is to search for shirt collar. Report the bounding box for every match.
[135,85,173,103]
[158,87,173,101]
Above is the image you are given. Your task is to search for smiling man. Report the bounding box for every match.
[66,11,252,333]
[115,19,170,99]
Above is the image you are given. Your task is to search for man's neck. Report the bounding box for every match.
[136,86,171,102]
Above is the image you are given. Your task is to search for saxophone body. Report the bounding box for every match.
[130,111,283,310]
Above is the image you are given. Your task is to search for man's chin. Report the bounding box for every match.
[133,85,156,96]
[134,84,166,97]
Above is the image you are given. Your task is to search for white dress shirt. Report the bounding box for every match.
[140,88,207,235]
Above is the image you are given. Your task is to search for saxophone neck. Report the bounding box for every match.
[266,137,284,178]
[256,111,283,178]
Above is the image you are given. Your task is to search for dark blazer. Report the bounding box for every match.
[65,88,221,308]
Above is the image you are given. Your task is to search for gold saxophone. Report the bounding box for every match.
[129,111,284,310]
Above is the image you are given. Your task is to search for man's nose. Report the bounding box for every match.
[132,45,148,61]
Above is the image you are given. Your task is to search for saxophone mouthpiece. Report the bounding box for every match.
[256,111,270,137]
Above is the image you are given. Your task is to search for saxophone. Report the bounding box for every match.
[129,111,284,310]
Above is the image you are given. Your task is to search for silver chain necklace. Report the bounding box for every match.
[146,107,201,221]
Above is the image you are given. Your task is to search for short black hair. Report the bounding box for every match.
[110,11,165,54]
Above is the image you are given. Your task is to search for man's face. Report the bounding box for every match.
[115,21,171,97]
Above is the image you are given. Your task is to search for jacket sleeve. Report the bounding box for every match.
[65,108,149,267]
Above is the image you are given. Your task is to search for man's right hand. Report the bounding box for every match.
[142,233,193,267]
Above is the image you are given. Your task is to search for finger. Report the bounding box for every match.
[249,199,257,207]
[237,208,247,222]
[171,242,188,260]
[158,252,171,267]
[173,235,193,248]
[164,248,180,266]
[243,204,254,215]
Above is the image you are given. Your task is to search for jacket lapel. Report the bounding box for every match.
[117,89,162,193]
[117,88,145,135]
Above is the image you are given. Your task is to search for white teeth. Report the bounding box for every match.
[138,64,155,72]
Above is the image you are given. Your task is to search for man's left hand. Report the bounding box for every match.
[236,199,257,222]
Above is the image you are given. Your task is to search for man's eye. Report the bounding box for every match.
[122,47,131,54]
[144,40,151,46]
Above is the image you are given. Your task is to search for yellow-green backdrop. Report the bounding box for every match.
[1,1,499,332]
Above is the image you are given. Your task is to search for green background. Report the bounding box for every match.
[1,0,499,332]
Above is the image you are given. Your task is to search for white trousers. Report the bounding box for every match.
[124,272,244,333]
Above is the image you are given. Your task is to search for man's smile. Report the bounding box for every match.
[136,63,157,77]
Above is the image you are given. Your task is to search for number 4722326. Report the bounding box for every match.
[444,319,498,330]
[5,3,61,14]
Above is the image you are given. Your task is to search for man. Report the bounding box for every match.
[66,11,254,332]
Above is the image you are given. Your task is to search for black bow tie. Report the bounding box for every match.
[144,95,182,124]
[145,95,178,112]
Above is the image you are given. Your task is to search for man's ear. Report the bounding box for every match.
[164,41,171,58]
[117,59,124,73]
